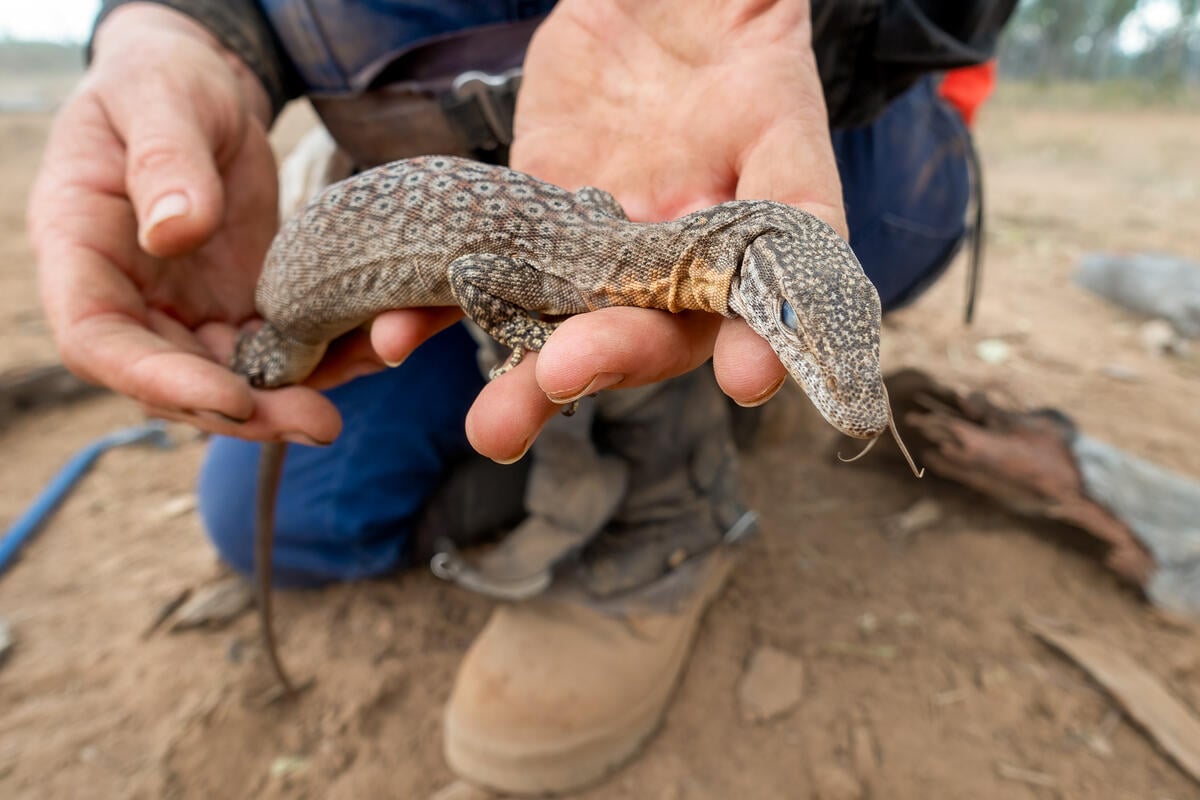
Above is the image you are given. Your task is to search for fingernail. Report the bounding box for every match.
[492,437,532,465]
[196,409,250,426]
[735,375,787,408]
[546,372,624,404]
[146,192,190,232]
[284,432,333,447]
[384,358,405,368]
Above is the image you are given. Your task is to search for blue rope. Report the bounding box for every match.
[0,421,173,575]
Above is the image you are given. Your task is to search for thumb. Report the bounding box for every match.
[737,117,847,239]
[123,100,227,258]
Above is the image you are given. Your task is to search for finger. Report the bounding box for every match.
[144,383,341,445]
[146,308,221,358]
[369,307,464,366]
[534,307,720,403]
[712,317,788,406]
[78,313,254,419]
[33,222,239,408]
[302,334,386,391]
[116,96,227,258]
[226,385,342,446]
[44,245,340,442]
[735,70,847,237]
[42,244,343,442]
[465,355,559,463]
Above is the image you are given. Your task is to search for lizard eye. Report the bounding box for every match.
[780,300,799,333]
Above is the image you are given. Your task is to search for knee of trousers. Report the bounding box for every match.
[196,324,486,587]
[833,76,974,312]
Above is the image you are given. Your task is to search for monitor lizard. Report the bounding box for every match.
[231,155,919,697]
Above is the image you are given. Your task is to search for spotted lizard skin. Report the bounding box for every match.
[234,155,888,438]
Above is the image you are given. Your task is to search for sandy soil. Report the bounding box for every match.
[1,85,1199,799]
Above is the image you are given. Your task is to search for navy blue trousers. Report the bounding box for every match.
[198,78,972,586]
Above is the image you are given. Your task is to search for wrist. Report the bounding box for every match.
[92,4,272,126]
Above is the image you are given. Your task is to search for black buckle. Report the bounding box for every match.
[443,67,522,163]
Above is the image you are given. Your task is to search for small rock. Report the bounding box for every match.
[1082,729,1114,758]
[0,617,12,667]
[933,687,968,706]
[811,764,863,800]
[994,762,1056,789]
[977,665,1011,690]
[819,642,898,662]
[884,498,942,540]
[169,577,254,631]
[155,494,197,521]
[975,338,1012,364]
[1140,319,1190,357]
[1101,363,1140,382]
[269,755,308,779]
[857,613,879,637]
[738,645,805,723]
[428,780,496,800]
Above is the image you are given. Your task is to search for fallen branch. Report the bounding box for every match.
[1026,617,1200,787]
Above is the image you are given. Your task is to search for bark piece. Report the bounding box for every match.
[885,369,1156,588]
[168,577,254,631]
[1028,618,1200,787]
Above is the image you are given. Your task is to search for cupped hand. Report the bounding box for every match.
[28,5,358,445]
[422,0,846,461]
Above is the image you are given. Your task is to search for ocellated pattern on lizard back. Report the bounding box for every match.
[260,156,751,337]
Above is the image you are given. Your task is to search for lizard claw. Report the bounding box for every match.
[487,346,526,381]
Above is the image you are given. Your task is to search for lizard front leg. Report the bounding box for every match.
[448,254,590,380]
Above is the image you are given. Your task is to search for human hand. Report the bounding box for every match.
[29,4,350,445]
[414,0,846,460]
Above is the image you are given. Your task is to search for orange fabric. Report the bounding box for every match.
[938,61,997,126]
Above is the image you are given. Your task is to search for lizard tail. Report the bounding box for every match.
[256,441,299,695]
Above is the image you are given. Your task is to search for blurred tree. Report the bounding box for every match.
[1156,0,1199,82]
[1000,0,1198,82]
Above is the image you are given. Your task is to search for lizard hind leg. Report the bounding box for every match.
[448,253,589,382]
[231,323,327,389]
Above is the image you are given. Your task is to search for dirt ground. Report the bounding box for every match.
[1,81,1199,800]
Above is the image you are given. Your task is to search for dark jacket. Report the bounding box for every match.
[93,0,1015,128]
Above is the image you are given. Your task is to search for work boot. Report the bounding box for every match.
[440,368,755,795]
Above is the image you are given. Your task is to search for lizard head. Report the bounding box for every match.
[730,210,888,440]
